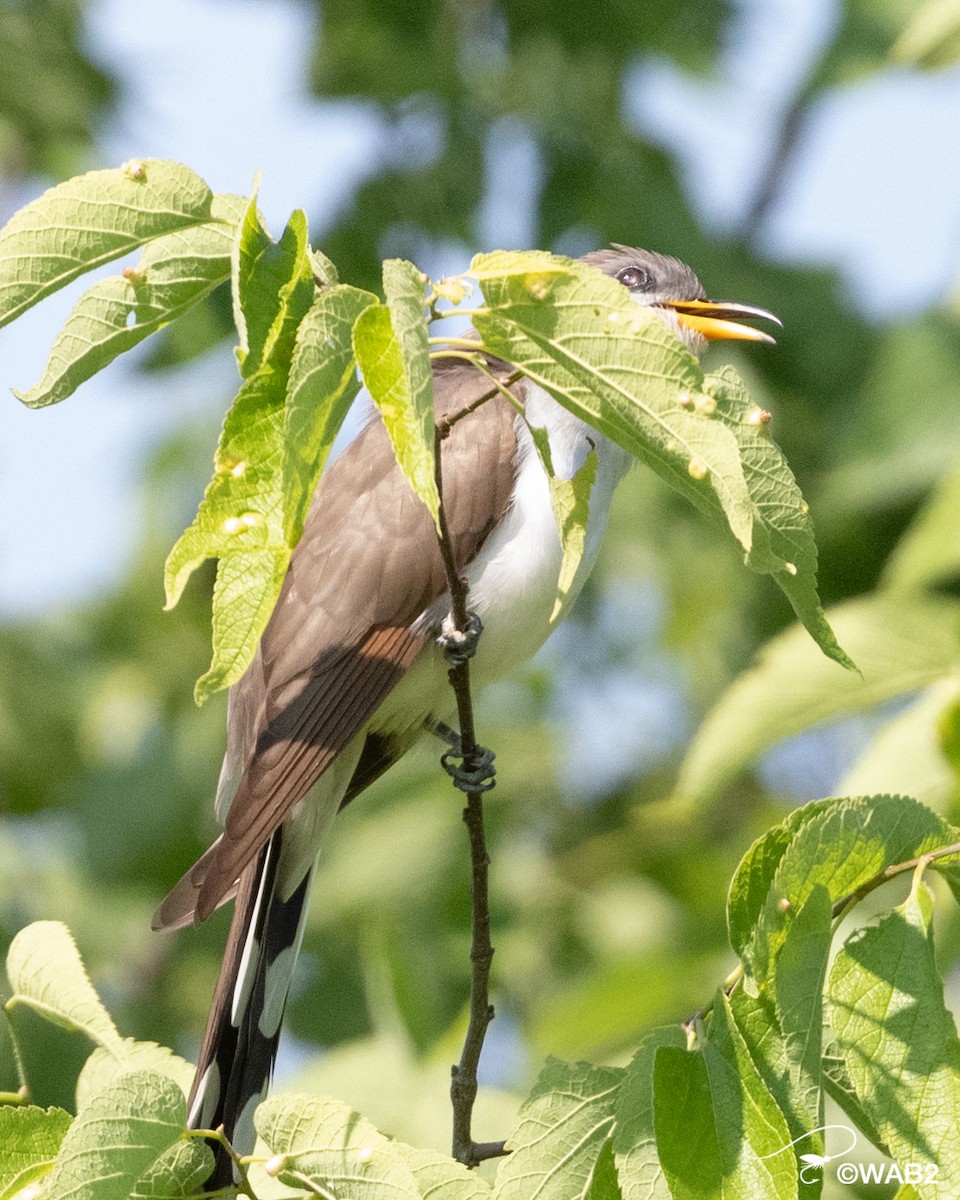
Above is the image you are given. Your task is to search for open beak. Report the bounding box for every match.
[665,298,782,345]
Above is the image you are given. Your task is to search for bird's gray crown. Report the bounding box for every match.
[581,244,707,306]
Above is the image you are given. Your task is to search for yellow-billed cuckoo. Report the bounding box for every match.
[154,246,778,1172]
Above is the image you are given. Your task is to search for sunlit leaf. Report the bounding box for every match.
[493,1058,622,1200]
[5,921,122,1054]
[0,158,227,328]
[829,877,960,1191]
[13,194,245,408]
[0,1105,71,1200]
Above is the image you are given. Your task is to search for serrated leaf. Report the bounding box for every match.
[0,158,227,328]
[14,194,245,408]
[354,260,440,528]
[612,1027,687,1200]
[164,367,289,610]
[77,1039,196,1110]
[828,881,960,1194]
[282,284,379,544]
[471,253,847,670]
[233,198,315,378]
[5,922,121,1054]
[743,795,960,994]
[676,592,960,807]
[130,1138,215,1200]
[42,1070,186,1200]
[471,251,755,552]
[493,1058,623,1200]
[706,365,851,670]
[194,549,290,703]
[255,1092,419,1199]
[727,800,836,958]
[392,1143,492,1200]
[0,1105,71,1200]
[654,995,798,1200]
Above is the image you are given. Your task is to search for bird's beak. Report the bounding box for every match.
[665,298,782,345]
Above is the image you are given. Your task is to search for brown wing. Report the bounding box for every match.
[156,358,520,928]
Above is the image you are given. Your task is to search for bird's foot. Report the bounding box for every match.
[441,741,497,793]
[438,611,483,666]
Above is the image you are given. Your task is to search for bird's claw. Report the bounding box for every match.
[438,611,483,666]
[441,745,496,793]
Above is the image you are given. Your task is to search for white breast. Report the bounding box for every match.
[376,387,632,733]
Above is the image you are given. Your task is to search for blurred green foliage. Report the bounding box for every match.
[2,4,960,1195]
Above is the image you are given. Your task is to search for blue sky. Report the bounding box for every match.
[2,0,960,616]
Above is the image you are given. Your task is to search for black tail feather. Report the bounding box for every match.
[187,828,312,1190]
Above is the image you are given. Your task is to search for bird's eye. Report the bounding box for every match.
[616,265,654,292]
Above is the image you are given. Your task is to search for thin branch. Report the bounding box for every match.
[433,423,508,1169]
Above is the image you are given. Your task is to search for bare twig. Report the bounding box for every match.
[433,423,508,1169]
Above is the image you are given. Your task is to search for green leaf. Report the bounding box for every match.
[676,592,960,807]
[493,1058,622,1200]
[892,0,960,67]
[42,1070,187,1200]
[0,1105,71,1200]
[728,989,823,1171]
[654,996,798,1200]
[4,921,122,1054]
[613,1026,687,1200]
[13,194,245,408]
[0,158,228,328]
[354,259,440,528]
[772,885,830,1155]
[471,251,756,557]
[282,283,379,544]
[130,1137,214,1199]
[741,795,960,994]
[76,1039,196,1110]
[255,1092,420,1199]
[727,800,835,958]
[883,457,960,590]
[194,549,290,704]
[828,878,960,1193]
[525,424,598,625]
[705,364,852,670]
[392,1143,492,1199]
[470,252,846,669]
[232,197,315,378]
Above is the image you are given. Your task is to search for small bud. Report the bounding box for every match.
[264,1154,286,1177]
[746,406,772,428]
[688,456,709,481]
[800,501,810,514]
[223,517,244,535]
[783,561,798,576]
[777,897,792,913]
[121,158,146,180]
[357,1145,374,1163]
[122,265,146,285]
[240,511,262,529]
[676,390,693,409]
[525,274,549,301]
[695,394,717,416]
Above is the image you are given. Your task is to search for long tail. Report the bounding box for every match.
[187,827,314,1189]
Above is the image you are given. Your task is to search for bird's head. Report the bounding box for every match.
[582,244,781,355]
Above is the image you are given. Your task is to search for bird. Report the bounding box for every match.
[152,246,779,1184]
